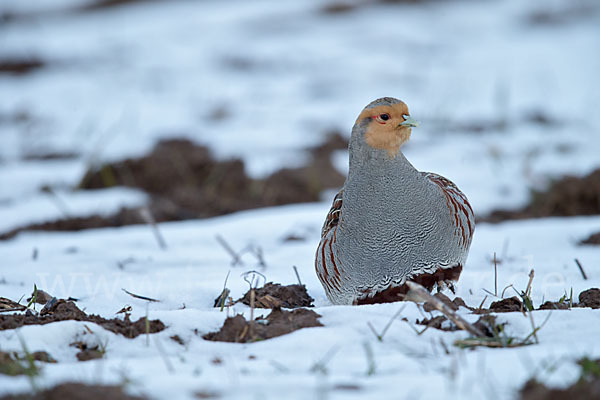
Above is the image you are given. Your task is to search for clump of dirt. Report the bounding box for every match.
[320,0,441,15]
[29,351,56,363]
[27,289,54,305]
[472,296,524,314]
[579,288,600,309]
[488,297,523,313]
[203,308,322,343]
[416,315,457,332]
[71,342,104,362]
[170,335,185,346]
[320,2,358,14]
[526,3,599,27]
[0,208,151,240]
[0,58,44,76]
[0,300,165,338]
[237,283,314,309]
[520,358,600,400]
[416,314,499,337]
[0,134,347,240]
[22,152,79,161]
[0,383,148,400]
[580,232,600,246]
[482,168,600,223]
[472,315,506,338]
[538,301,569,310]
[76,0,155,12]
[422,293,469,313]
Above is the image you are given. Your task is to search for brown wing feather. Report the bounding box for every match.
[421,172,474,249]
[321,189,343,238]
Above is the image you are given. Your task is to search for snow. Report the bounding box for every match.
[0,187,147,233]
[1,204,599,399]
[1,0,600,398]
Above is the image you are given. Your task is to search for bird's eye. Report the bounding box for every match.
[373,113,390,123]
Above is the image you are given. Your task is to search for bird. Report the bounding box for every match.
[315,97,474,305]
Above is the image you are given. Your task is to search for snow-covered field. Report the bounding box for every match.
[1,0,599,399]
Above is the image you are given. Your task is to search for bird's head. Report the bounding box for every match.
[351,97,418,158]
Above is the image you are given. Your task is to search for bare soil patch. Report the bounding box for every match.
[203,308,322,343]
[481,168,600,223]
[521,379,600,400]
[0,58,45,76]
[237,283,314,309]
[70,341,104,362]
[422,293,469,313]
[416,315,456,331]
[0,383,148,400]
[538,301,569,310]
[520,358,600,400]
[0,300,165,338]
[488,296,523,313]
[580,232,600,246]
[416,314,500,337]
[579,288,600,309]
[0,134,347,240]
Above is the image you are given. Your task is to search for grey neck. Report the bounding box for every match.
[347,121,417,182]
[342,123,431,233]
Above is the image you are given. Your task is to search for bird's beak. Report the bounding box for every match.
[399,115,419,128]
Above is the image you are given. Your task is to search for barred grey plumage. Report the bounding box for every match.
[315,97,474,305]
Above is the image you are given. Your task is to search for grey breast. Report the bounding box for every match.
[335,147,459,303]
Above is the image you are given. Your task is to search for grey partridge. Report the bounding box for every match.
[315,97,474,305]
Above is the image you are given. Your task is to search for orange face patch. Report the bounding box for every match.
[357,102,413,157]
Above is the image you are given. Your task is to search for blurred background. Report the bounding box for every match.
[1,0,599,237]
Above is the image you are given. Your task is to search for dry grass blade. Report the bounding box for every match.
[493,252,498,296]
[293,265,302,285]
[574,258,588,280]
[367,305,405,341]
[405,281,485,337]
[453,339,527,348]
[139,207,167,250]
[478,295,488,311]
[122,288,160,302]
[215,234,243,266]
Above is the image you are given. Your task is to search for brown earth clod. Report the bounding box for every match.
[0,300,165,338]
[71,341,104,362]
[203,307,322,343]
[422,293,469,313]
[580,232,600,246]
[488,297,523,313]
[520,358,600,400]
[578,288,600,309]
[237,282,315,309]
[0,383,148,400]
[416,315,456,332]
[416,314,499,337]
[538,301,569,310]
[0,58,45,76]
[1,134,347,240]
[482,168,600,223]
